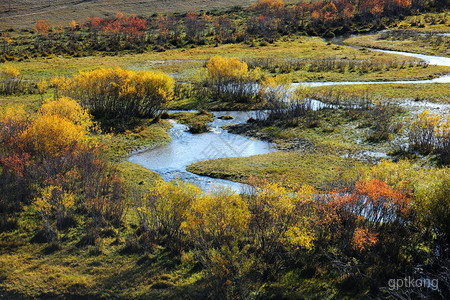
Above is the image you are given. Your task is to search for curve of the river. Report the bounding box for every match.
[129,34,450,191]
[128,111,276,192]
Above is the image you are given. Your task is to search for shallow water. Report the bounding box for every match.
[369,48,450,67]
[292,74,450,88]
[128,111,275,192]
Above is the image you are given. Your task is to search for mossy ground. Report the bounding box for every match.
[0,215,205,299]
[168,110,214,129]
[0,227,351,299]
[187,151,359,191]
[104,120,172,160]
[393,12,450,32]
[117,161,161,192]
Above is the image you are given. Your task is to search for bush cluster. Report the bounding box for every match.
[0,98,125,243]
[56,67,175,123]
[0,66,36,95]
[200,56,263,104]
[407,110,450,164]
[244,57,427,75]
[126,169,449,298]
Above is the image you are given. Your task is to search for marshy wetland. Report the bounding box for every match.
[1,1,449,299]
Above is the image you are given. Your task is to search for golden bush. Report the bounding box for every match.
[60,67,175,119]
[23,113,86,156]
[39,97,94,132]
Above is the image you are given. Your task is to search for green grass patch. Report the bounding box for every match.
[169,110,214,127]
[394,12,450,32]
[117,161,161,192]
[0,222,204,299]
[169,110,214,133]
[284,64,449,82]
[188,104,412,190]
[105,120,172,160]
[187,151,360,191]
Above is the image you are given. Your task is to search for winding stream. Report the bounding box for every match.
[128,111,275,192]
[129,34,450,191]
[327,34,450,67]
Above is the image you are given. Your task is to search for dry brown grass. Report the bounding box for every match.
[0,0,259,30]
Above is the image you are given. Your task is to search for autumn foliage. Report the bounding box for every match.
[33,20,50,36]
[126,165,450,298]
[407,110,450,164]
[134,178,317,294]
[203,56,262,103]
[1,96,448,298]
[0,98,125,240]
[0,66,25,95]
[1,0,438,61]
[57,67,175,121]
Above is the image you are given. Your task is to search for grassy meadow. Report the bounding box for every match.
[2,36,448,79]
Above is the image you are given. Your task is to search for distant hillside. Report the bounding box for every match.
[0,0,258,30]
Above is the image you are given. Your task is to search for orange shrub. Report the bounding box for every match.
[34,20,49,36]
[351,227,378,252]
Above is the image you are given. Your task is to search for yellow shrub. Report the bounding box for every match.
[39,97,94,132]
[182,188,250,244]
[60,67,175,118]
[362,159,413,191]
[23,113,86,156]
[245,181,316,251]
[204,56,263,103]
[0,66,23,95]
[34,185,76,216]
[365,159,449,236]
[134,70,175,102]
[37,79,47,95]
[407,110,440,153]
[34,185,76,239]
[0,105,27,122]
[206,56,249,82]
[0,65,20,79]
[137,180,202,241]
